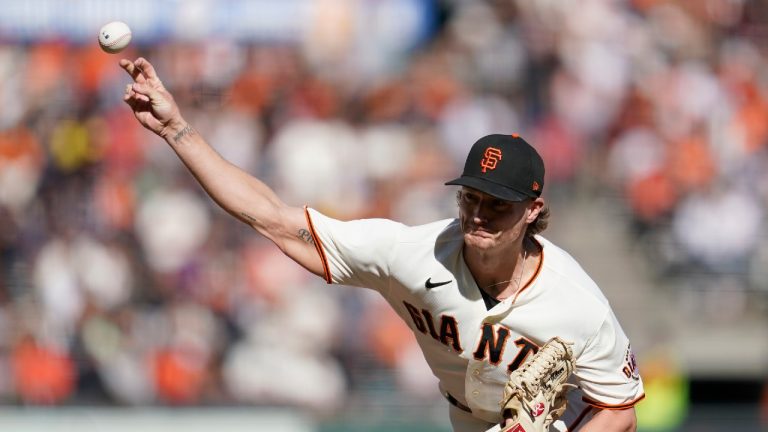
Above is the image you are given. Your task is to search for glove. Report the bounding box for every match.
[499,337,576,432]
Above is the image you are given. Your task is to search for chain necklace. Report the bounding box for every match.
[481,246,529,298]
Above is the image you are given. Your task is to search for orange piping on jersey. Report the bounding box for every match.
[581,393,646,410]
[567,406,595,431]
[303,206,332,284]
[510,239,544,304]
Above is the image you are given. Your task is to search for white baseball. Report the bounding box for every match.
[98,21,132,54]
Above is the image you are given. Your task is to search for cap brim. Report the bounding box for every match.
[445,176,531,202]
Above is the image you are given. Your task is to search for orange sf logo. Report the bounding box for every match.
[480,147,502,173]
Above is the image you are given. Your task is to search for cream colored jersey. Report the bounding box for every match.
[305,208,645,431]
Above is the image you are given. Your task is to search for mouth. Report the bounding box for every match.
[460,218,496,238]
[465,226,495,237]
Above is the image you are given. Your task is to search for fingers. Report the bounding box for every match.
[131,82,162,102]
[123,84,142,112]
[134,57,160,81]
[120,57,162,88]
[120,59,146,84]
[131,83,160,99]
[123,83,149,104]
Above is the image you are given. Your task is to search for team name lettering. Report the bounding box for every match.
[439,316,462,351]
[473,323,510,365]
[472,323,539,373]
[403,301,463,352]
[507,337,539,373]
[402,307,542,369]
[622,344,641,380]
[422,308,440,339]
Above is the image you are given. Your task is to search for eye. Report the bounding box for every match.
[459,192,480,205]
[491,199,511,211]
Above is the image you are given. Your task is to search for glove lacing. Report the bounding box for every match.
[518,340,571,395]
[512,338,576,421]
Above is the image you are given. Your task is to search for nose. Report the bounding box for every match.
[470,199,490,223]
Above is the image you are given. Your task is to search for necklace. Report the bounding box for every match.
[481,246,529,297]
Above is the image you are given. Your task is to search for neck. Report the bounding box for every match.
[465,237,535,300]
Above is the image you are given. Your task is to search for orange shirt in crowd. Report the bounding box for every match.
[11,338,76,405]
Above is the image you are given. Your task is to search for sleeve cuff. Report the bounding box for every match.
[304,206,332,284]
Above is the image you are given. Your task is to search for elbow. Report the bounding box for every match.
[624,413,637,432]
[616,408,638,432]
[585,407,637,432]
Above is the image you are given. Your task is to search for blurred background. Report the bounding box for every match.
[0,0,767,431]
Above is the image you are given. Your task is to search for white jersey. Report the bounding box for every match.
[306,208,645,431]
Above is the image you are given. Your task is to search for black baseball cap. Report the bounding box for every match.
[445,134,544,202]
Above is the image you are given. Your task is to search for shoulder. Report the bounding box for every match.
[308,208,459,247]
[306,209,462,285]
[307,208,404,237]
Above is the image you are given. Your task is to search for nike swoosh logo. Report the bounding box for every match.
[425,278,452,289]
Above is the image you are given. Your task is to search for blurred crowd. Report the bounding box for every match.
[0,0,767,417]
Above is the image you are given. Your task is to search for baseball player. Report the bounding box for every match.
[121,57,645,431]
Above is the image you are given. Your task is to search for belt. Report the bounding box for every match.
[445,392,472,413]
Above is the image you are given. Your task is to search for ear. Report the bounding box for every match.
[526,198,545,224]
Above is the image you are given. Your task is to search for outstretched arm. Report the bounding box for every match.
[120,57,324,277]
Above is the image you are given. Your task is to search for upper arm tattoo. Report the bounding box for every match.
[240,212,315,247]
[297,228,316,246]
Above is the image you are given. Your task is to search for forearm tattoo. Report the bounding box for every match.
[240,212,257,223]
[297,229,316,246]
[173,124,196,143]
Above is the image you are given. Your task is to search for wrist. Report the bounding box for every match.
[162,119,194,143]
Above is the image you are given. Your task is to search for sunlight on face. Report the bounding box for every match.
[457,187,531,251]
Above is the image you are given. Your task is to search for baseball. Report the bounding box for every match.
[98,21,132,54]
